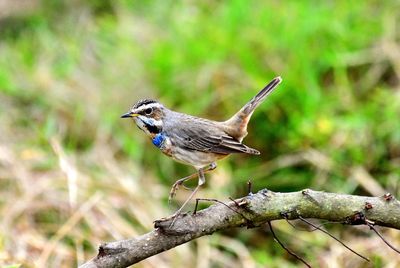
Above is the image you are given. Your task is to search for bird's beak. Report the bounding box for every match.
[120,112,139,118]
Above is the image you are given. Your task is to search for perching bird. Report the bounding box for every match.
[121,76,282,220]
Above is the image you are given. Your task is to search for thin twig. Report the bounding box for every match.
[284,216,338,232]
[267,222,311,268]
[298,216,369,262]
[367,222,400,254]
[247,180,253,194]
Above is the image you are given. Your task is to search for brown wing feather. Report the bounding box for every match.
[168,116,260,155]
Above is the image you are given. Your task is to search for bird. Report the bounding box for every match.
[121,76,282,221]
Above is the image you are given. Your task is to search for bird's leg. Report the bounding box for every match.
[168,162,217,203]
[207,162,217,171]
[168,173,197,203]
[169,168,206,227]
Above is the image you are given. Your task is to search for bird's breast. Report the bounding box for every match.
[152,133,173,157]
[152,133,165,148]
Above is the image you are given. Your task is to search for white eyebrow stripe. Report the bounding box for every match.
[133,102,162,112]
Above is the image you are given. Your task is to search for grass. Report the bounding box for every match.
[0,0,400,267]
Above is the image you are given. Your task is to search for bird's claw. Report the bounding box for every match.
[168,181,194,203]
[155,211,182,229]
[168,181,182,203]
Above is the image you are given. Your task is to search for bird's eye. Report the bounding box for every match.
[145,108,153,115]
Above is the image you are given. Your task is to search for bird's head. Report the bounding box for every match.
[121,99,165,137]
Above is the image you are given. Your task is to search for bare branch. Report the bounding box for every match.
[80,189,400,268]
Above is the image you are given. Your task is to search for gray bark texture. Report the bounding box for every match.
[79,189,400,268]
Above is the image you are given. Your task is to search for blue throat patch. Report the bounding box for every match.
[152,133,165,148]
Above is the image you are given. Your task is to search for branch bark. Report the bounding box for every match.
[79,189,400,268]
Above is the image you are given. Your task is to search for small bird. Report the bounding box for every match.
[121,76,282,220]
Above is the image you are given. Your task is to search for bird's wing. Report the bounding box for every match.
[170,118,260,155]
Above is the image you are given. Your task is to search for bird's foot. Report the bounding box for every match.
[155,211,183,229]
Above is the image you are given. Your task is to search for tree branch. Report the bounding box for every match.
[80,189,400,268]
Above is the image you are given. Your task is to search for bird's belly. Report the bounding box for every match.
[170,147,227,169]
[157,136,227,169]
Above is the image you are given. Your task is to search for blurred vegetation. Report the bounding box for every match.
[0,0,400,267]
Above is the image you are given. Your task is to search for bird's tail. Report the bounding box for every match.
[223,76,282,141]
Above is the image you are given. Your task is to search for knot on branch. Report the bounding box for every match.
[345,211,368,225]
[98,243,128,258]
[382,192,395,202]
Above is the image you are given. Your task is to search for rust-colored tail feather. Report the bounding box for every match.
[223,76,282,141]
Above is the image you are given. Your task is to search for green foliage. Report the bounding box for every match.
[1,0,399,267]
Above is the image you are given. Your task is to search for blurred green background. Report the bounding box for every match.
[1,0,400,267]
